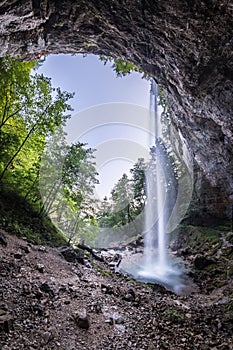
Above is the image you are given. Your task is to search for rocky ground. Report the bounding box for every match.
[1,229,233,350]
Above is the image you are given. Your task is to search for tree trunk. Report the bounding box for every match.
[0,124,36,182]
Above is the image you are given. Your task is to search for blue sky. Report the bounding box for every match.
[38,54,150,111]
[38,54,151,198]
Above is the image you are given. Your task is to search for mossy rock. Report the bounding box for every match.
[163,309,182,323]
[208,242,222,256]
[221,246,233,257]
[193,255,216,270]
[227,233,233,244]
[223,301,233,322]
[170,225,221,251]
[203,262,218,273]
[227,263,233,277]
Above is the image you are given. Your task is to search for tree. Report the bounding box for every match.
[0,56,74,191]
[96,159,147,229]
[130,158,146,217]
[40,136,100,244]
[97,196,112,228]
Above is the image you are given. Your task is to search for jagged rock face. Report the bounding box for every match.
[0,0,232,218]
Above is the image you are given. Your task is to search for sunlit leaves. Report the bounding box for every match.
[99,55,149,78]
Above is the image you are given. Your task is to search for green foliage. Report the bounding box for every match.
[0,55,73,193]
[0,56,101,246]
[163,309,182,323]
[0,55,91,246]
[97,158,146,230]
[40,133,99,245]
[0,188,67,246]
[99,55,149,78]
[130,158,146,215]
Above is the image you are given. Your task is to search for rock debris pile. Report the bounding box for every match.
[1,231,233,349]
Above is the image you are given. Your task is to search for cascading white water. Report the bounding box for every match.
[119,79,192,294]
[142,161,167,276]
[140,80,169,278]
[138,79,188,293]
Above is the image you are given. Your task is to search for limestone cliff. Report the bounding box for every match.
[0,0,232,218]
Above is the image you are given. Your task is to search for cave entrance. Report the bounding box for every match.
[38,53,155,247]
[38,53,193,251]
[38,53,151,199]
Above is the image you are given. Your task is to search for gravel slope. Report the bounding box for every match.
[1,232,233,350]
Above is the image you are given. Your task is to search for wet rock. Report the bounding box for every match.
[0,310,14,333]
[40,282,55,296]
[20,245,30,254]
[101,283,114,295]
[0,230,7,246]
[38,246,47,252]
[42,331,52,344]
[74,309,90,329]
[221,246,233,257]
[36,263,44,273]
[14,251,23,259]
[113,315,124,325]
[113,253,122,262]
[123,288,135,302]
[35,289,44,300]
[194,255,215,270]
[180,247,193,257]
[109,261,117,270]
[34,304,45,316]
[59,246,84,264]
[92,301,102,314]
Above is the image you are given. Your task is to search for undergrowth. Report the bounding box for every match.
[0,189,67,246]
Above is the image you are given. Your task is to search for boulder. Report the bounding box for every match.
[74,309,90,329]
[0,230,7,247]
[59,247,84,264]
[0,310,13,333]
[123,288,136,302]
[194,255,215,270]
[14,251,23,259]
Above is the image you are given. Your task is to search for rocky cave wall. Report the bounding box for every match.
[0,0,232,219]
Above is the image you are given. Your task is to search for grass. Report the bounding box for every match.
[163,309,182,322]
[92,262,112,277]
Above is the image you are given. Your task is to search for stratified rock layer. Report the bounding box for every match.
[0,0,232,217]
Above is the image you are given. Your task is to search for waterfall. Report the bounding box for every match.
[119,79,192,294]
[138,79,187,292]
[140,80,169,278]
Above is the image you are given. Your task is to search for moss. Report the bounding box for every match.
[163,309,182,323]
[227,233,233,244]
[214,221,233,232]
[227,264,233,277]
[222,246,233,258]
[170,225,221,253]
[0,189,67,246]
[101,269,111,277]
[128,279,136,285]
[204,262,218,272]
[92,262,112,277]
